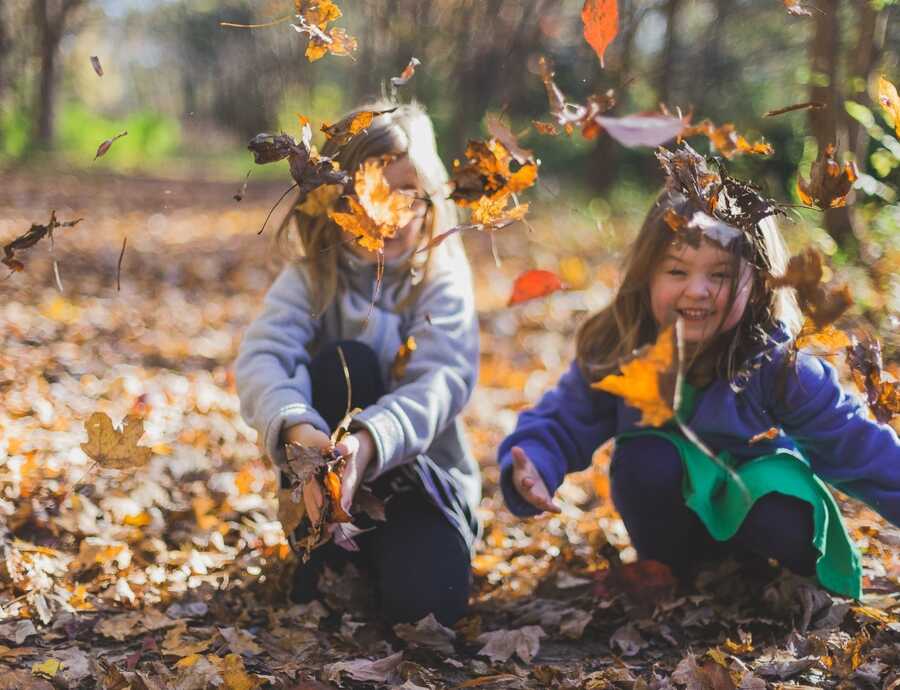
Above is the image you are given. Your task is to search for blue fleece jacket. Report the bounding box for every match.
[498,330,900,525]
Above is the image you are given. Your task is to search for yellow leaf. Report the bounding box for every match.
[222,653,263,690]
[593,323,676,426]
[32,658,62,677]
[391,336,417,380]
[298,184,343,216]
[878,75,900,137]
[80,412,152,469]
[795,320,851,351]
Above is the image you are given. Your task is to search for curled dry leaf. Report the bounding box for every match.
[768,248,853,330]
[292,0,358,62]
[321,108,397,146]
[323,651,404,683]
[877,75,900,137]
[90,55,103,76]
[593,323,677,427]
[94,131,128,160]
[391,57,421,88]
[796,144,858,210]
[3,211,82,272]
[450,138,538,205]
[81,412,152,469]
[508,270,565,306]
[476,626,545,664]
[681,119,773,158]
[233,170,251,202]
[581,0,619,68]
[846,335,900,424]
[538,56,616,138]
[749,427,780,445]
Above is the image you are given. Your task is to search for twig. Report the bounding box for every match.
[220,15,292,29]
[336,345,352,419]
[117,236,127,292]
[259,183,299,235]
[52,259,63,293]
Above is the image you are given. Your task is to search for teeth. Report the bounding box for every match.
[679,309,710,319]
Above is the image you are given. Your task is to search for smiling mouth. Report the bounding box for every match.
[678,308,714,321]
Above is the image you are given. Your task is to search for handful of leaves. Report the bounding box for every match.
[277,419,386,561]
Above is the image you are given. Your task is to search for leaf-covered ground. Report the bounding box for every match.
[2,171,900,689]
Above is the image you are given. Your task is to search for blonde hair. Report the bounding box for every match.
[576,189,801,387]
[275,101,458,314]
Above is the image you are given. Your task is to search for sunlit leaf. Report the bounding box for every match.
[581,0,618,67]
[796,144,858,210]
[508,270,565,306]
[81,412,152,470]
[877,75,900,137]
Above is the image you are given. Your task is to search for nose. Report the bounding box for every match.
[683,275,712,300]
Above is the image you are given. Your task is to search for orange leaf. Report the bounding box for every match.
[593,323,676,426]
[748,427,779,445]
[681,119,773,159]
[581,0,619,68]
[796,144,858,210]
[391,336,417,380]
[323,470,351,522]
[508,270,565,306]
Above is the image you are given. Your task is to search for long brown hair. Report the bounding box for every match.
[274,101,458,314]
[576,189,800,387]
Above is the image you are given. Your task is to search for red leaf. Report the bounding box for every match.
[508,270,565,306]
[582,0,619,68]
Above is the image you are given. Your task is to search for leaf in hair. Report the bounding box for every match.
[593,323,677,427]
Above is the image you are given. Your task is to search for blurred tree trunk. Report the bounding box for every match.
[0,8,8,101]
[33,0,85,148]
[808,0,857,251]
[845,1,887,164]
[656,0,683,105]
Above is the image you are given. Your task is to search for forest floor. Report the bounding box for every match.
[2,171,900,690]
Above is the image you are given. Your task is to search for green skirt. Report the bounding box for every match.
[617,386,861,599]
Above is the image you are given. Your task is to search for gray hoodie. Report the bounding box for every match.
[234,237,481,541]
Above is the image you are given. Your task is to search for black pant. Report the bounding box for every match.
[291,341,471,626]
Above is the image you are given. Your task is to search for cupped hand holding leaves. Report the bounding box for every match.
[511,446,561,514]
[333,429,375,513]
[283,422,331,450]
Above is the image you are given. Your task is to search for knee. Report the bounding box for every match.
[380,578,470,627]
[610,435,683,498]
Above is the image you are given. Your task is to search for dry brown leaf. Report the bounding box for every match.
[797,144,858,209]
[476,626,545,664]
[81,412,152,470]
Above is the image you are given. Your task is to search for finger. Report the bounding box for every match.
[511,446,530,469]
[335,434,359,459]
[520,476,535,491]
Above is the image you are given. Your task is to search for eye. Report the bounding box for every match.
[667,268,687,276]
[712,271,732,280]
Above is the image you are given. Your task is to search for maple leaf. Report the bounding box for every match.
[877,75,900,137]
[3,211,82,273]
[593,323,677,426]
[681,119,774,158]
[329,160,415,253]
[94,131,128,160]
[768,248,853,330]
[450,138,538,205]
[297,183,343,216]
[797,144,858,209]
[508,270,565,306]
[81,412,152,469]
[582,0,618,68]
[292,0,357,62]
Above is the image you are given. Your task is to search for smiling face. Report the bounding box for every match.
[346,155,429,263]
[649,239,753,343]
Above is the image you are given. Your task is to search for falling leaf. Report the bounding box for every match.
[450,138,538,204]
[846,335,900,424]
[80,412,152,469]
[292,0,358,62]
[796,144,858,209]
[2,211,82,273]
[391,336,417,380]
[485,114,533,165]
[783,0,814,16]
[764,101,825,117]
[768,248,853,330]
[581,0,618,68]
[329,160,415,253]
[682,119,773,158]
[233,170,252,202]
[94,131,128,160]
[297,183,343,216]
[795,320,851,351]
[532,120,559,135]
[593,323,677,426]
[247,132,350,204]
[321,108,396,146]
[749,427,780,445]
[538,57,617,138]
[391,57,421,88]
[595,112,688,148]
[477,626,545,664]
[877,75,900,137]
[508,270,565,306]
[90,55,103,76]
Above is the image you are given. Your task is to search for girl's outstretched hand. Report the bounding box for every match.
[335,430,375,514]
[511,446,561,514]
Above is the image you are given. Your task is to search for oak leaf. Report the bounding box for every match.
[582,0,619,68]
[593,323,677,427]
[81,412,152,469]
